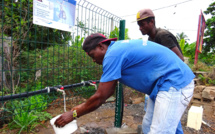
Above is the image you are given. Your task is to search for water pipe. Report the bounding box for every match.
[0,80,99,102]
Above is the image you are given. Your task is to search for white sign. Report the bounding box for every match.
[33,0,76,32]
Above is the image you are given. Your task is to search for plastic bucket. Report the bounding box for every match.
[50,114,78,134]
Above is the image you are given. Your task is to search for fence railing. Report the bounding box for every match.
[0,0,124,128]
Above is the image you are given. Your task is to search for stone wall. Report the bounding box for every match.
[190,85,215,118]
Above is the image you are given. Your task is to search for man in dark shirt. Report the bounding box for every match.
[136,8,184,61]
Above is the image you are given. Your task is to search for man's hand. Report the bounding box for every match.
[54,81,117,128]
[54,111,74,128]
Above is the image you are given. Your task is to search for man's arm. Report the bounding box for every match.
[171,46,184,61]
[54,80,117,127]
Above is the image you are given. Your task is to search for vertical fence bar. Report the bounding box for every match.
[119,20,125,40]
[114,20,125,128]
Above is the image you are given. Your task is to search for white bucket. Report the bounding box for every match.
[50,114,78,134]
[187,106,203,130]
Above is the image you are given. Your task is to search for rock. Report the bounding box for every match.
[194,78,201,85]
[194,85,206,93]
[132,97,144,104]
[105,127,137,134]
[193,93,202,100]
[95,116,100,122]
[202,87,215,100]
[124,116,133,121]
[79,127,88,133]
[106,96,115,102]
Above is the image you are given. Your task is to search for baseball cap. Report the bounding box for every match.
[82,33,117,53]
[136,9,155,22]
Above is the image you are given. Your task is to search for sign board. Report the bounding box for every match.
[194,11,206,64]
[196,11,206,53]
[33,0,76,32]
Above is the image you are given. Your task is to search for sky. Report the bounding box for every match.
[88,0,213,43]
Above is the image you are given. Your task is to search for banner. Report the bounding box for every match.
[194,11,206,64]
[196,11,206,53]
[33,0,76,32]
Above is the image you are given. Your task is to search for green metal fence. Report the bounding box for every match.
[0,0,123,128]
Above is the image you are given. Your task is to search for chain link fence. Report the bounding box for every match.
[0,0,122,127]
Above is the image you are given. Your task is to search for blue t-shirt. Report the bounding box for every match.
[100,39,195,100]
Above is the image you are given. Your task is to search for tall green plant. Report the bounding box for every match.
[176,32,189,43]
[109,26,130,40]
[182,42,196,58]
[179,39,186,54]
[182,41,215,66]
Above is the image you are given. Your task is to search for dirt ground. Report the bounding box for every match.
[1,87,215,134]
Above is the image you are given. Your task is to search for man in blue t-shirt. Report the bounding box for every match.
[54,33,195,134]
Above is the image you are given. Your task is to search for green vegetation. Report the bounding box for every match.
[0,34,101,132]
[198,74,215,86]
[19,39,100,91]
[109,26,130,40]
[3,93,52,133]
[177,1,215,86]
[176,32,189,44]
[203,1,215,54]
[0,13,125,133]
[8,110,39,134]
[178,38,215,86]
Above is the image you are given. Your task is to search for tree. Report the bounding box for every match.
[176,32,189,43]
[203,1,215,53]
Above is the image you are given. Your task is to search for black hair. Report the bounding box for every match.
[140,17,155,25]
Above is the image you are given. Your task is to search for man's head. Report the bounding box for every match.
[82,33,117,65]
[136,9,155,35]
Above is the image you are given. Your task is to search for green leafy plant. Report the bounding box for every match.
[198,74,207,85]
[208,78,215,85]
[33,111,52,122]
[198,67,215,86]
[4,93,52,133]
[7,109,38,134]
[181,40,215,66]
[109,26,130,40]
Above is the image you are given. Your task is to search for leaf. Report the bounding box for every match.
[12,3,16,7]
[179,39,185,54]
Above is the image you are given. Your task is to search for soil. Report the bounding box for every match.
[0,87,215,134]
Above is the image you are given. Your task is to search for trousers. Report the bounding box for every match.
[142,80,194,134]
